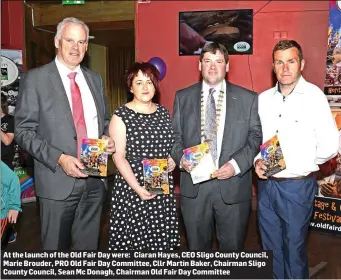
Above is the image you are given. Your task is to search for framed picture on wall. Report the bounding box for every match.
[179,9,253,56]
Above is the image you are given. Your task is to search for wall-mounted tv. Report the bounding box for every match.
[179,9,253,56]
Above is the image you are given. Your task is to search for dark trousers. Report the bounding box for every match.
[257,177,316,279]
[181,180,250,250]
[39,177,106,250]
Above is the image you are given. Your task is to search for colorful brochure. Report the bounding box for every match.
[260,135,286,177]
[183,142,216,184]
[80,138,108,177]
[142,159,169,195]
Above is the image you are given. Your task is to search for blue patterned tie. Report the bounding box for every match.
[205,88,217,162]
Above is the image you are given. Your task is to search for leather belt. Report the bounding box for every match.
[268,172,314,182]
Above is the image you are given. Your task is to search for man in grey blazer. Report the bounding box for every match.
[14,17,115,250]
[171,43,262,250]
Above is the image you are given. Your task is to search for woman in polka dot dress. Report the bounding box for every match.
[108,62,180,250]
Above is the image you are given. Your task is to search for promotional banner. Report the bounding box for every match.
[325,1,341,105]
[310,109,341,235]
[1,49,36,203]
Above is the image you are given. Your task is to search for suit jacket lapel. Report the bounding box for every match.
[81,67,103,137]
[48,61,76,132]
[192,83,202,142]
[221,81,234,146]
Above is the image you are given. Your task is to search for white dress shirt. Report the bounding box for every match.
[55,57,98,139]
[255,76,339,177]
[202,80,241,174]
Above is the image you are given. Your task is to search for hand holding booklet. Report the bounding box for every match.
[142,159,170,195]
[260,135,286,177]
[183,142,217,184]
[80,138,109,177]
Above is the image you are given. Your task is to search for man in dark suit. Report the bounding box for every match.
[14,17,115,250]
[171,42,262,250]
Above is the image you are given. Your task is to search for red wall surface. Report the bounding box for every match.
[136,1,329,112]
[1,1,24,60]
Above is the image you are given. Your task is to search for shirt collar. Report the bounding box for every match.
[55,56,81,77]
[202,79,226,94]
[273,75,306,96]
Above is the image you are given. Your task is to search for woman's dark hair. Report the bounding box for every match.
[125,62,161,102]
[1,94,9,114]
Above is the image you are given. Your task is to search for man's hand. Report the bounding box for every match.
[255,159,267,179]
[214,162,235,179]
[58,154,88,178]
[180,155,194,173]
[102,135,115,154]
[7,210,19,223]
[167,155,176,172]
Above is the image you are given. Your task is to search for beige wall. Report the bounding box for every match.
[88,43,107,96]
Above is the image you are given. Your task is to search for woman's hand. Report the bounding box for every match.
[135,186,156,200]
[167,155,176,172]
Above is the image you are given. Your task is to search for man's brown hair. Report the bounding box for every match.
[200,42,229,64]
[272,40,303,62]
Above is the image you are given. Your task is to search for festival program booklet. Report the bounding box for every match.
[80,138,109,177]
[142,159,170,195]
[260,135,286,177]
[183,142,217,184]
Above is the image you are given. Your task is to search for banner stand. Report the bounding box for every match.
[1,49,36,203]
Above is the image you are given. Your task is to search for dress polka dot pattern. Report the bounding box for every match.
[109,105,180,250]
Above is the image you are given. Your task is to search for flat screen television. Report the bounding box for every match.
[179,9,253,56]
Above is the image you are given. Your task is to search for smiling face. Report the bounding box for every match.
[55,22,88,70]
[199,50,229,86]
[130,70,156,104]
[273,47,305,89]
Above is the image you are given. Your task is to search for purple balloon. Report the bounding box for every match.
[148,57,167,80]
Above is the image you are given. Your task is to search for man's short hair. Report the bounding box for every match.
[272,40,303,62]
[200,42,229,64]
[55,17,89,43]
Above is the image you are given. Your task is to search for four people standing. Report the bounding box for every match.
[13,13,338,265]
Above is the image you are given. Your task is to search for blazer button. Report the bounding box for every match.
[74,136,77,140]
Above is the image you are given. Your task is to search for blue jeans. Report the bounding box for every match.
[257,176,316,279]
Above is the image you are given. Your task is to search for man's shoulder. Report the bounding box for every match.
[176,83,201,97]
[81,66,100,78]
[228,82,257,97]
[259,86,276,100]
[300,78,323,94]
[25,61,55,78]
